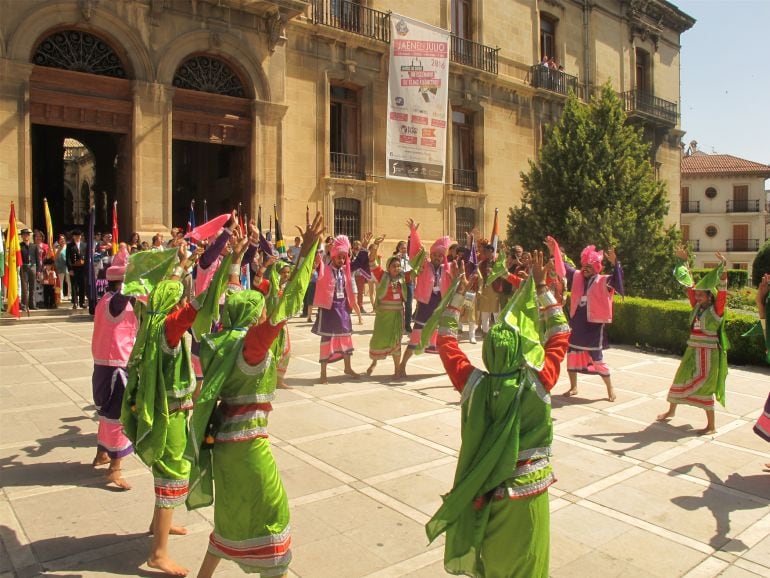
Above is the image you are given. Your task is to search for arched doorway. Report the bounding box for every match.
[171,54,252,227]
[29,28,132,237]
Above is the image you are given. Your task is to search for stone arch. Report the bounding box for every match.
[173,53,250,98]
[156,30,270,102]
[7,0,153,81]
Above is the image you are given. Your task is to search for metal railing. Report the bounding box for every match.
[312,0,390,42]
[726,199,760,212]
[686,239,700,251]
[621,90,678,125]
[726,238,760,251]
[530,65,578,96]
[452,168,478,191]
[681,201,700,213]
[450,36,499,74]
[330,152,365,179]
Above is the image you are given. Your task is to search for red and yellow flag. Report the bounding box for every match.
[490,208,500,253]
[43,198,55,258]
[111,201,119,254]
[3,202,21,318]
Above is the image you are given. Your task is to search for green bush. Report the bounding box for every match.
[691,268,748,289]
[752,240,770,286]
[607,296,766,366]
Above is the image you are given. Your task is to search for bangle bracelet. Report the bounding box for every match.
[229,264,240,276]
[536,283,547,288]
[172,266,184,277]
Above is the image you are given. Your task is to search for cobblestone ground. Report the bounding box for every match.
[1,308,768,578]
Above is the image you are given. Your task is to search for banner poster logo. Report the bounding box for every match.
[386,15,449,183]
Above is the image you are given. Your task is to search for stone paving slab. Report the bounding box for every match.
[1,309,768,577]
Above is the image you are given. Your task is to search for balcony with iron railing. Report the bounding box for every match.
[726,238,760,251]
[681,201,700,213]
[726,199,760,213]
[452,168,478,191]
[312,0,390,43]
[330,152,365,180]
[530,65,579,96]
[450,36,499,74]
[686,239,700,251]
[621,90,678,126]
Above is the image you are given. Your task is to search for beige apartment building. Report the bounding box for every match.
[680,144,770,273]
[0,0,693,247]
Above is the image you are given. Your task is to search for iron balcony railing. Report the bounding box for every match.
[686,239,700,251]
[530,65,578,96]
[330,152,365,179]
[312,0,390,42]
[452,168,478,191]
[621,90,678,125]
[681,201,700,213]
[450,36,499,74]
[726,238,760,251]
[726,199,760,212]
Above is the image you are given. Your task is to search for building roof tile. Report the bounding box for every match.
[681,152,770,177]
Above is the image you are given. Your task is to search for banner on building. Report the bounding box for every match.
[386,15,450,183]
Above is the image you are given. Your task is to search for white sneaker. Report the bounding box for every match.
[469,334,477,344]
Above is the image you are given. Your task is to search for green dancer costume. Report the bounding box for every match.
[186,241,317,575]
[425,275,570,577]
[369,255,409,360]
[667,262,729,411]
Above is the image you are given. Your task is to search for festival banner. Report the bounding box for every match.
[386,15,450,183]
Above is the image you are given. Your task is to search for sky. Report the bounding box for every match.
[676,0,770,164]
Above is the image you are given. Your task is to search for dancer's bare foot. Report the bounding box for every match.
[106,468,131,491]
[563,388,578,397]
[147,555,189,576]
[344,368,360,378]
[277,381,293,390]
[92,452,110,467]
[656,411,675,421]
[366,364,375,376]
[148,524,188,536]
[697,427,717,436]
[607,389,617,402]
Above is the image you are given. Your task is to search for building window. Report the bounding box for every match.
[452,110,477,191]
[452,0,473,39]
[681,224,689,241]
[635,48,650,93]
[539,15,556,62]
[173,55,247,97]
[330,84,362,179]
[705,225,718,238]
[705,186,717,199]
[732,262,748,271]
[32,30,128,78]
[455,207,476,243]
[334,197,361,240]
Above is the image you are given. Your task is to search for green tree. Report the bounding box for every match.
[752,240,770,286]
[508,84,681,298]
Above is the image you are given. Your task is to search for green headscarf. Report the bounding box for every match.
[742,289,770,364]
[374,255,406,308]
[673,257,694,288]
[191,253,235,340]
[694,262,724,296]
[426,277,544,574]
[121,279,187,467]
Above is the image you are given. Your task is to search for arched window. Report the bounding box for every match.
[32,30,127,78]
[539,14,557,61]
[334,198,361,240]
[173,55,247,98]
[455,207,476,244]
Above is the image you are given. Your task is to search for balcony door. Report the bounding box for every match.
[452,110,476,190]
[452,0,472,39]
[733,185,748,211]
[635,48,650,93]
[732,224,749,251]
[330,84,361,178]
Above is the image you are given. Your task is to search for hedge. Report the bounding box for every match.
[607,296,766,366]
[691,268,749,289]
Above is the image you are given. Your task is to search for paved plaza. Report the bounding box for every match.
[0,311,768,578]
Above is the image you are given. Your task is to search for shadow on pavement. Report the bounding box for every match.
[574,421,693,455]
[669,463,769,550]
[21,424,96,458]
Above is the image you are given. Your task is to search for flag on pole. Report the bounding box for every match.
[266,214,273,242]
[203,199,209,222]
[187,200,197,251]
[237,202,245,235]
[306,206,310,227]
[466,234,478,276]
[255,205,272,256]
[490,208,500,253]
[43,198,55,258]
[111,201,119,255]
[274,205,287,260]
[87,206,96,313]
[3,203,21,318]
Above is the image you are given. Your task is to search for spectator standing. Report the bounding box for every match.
[289,236,302,263]
[19,228,39,311]
[41,257,57,308]
[55,234,70,303]
[67,229,88,309]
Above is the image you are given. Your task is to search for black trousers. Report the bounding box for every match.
[70,268,87,307]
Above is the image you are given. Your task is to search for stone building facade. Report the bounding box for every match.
[680,144,770,273]
[0,0,694,248]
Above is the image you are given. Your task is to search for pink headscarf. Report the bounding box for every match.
[430,236,451,256]
[106,247,129,281]
[331,235,351,258]
[580,245,604,274]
